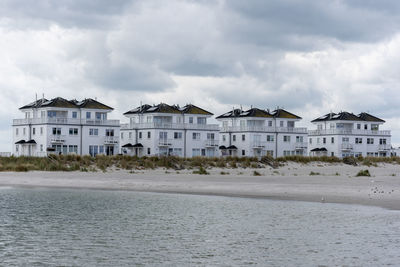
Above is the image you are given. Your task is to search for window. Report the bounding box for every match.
[52,128,61,135]
[68,145,78,154]
[16,128,19,136]
[242,134,245,141]
[242,150,245,156]
[99,146,104,154]
[86,112,91,119]
[371,124,378,131]
[296,136,303,143]
[331,137,334,144]
[330,123,335,129]
[283,136,290,142]
[121,132,124,139]
[129,132,132,139]
[89,145,99,157]
[106,129,114,136]
[309,138,312,144]
[72,112,77,119]
[283,150,291,156]
[147,131,151,139]
[23,128,26,135]
[367,138,374,144]
[379,139,387,145]
[342,137,349,143]
[16,145,19,152]
[174,132,182,139]
[192,132,200,140]
[357,124,361,129]
[323,137,326,144]
[173,148,182,156]
[189,117,193,124]
[40,144,43,152]
[364,124,368,130]
[222,135,226,142]
[232,135,236,142]
[317,138,320,144]
[207,133,215,140]
[267,135,274,142]
[69,128,78,135]
[355,138,362,144]
[280,121,284,127]
[197,117,206,124]
[317,124,323,130]
[266,150,273,157]
[192,149,201,157]
[139,132,142,139]
[32,128,36,135]
[40,127,43,135]
[89,129,98,136]
[201,149,206,156]
[41,111,46,118]
[48,111,57,118]
[268,121,272,127]
[147,148,151,155]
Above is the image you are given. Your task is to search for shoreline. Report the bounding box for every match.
[1,162,400,210]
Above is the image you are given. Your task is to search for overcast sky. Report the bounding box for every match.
[1,0,400,151]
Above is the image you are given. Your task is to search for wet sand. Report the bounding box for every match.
[0,162,399,210]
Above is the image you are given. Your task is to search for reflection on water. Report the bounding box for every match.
[0,187,399,266]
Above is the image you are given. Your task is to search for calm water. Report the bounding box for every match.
[0,187,399,266]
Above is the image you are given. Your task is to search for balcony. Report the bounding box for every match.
[308,129,391,136]
[205,139,219,147]
[295,142,307,150]
[252,141,266,149]
[220,126,307,133]
[104,136,119,145]
[50,135,66,143]
[13,118,120,127]
[121,122,219,131]
[378,144,391,151]
[158,138,173,147]
[341,143,354,151]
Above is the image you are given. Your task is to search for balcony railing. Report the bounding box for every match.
[158,138,173,147]
[341,143,354,150]
[308,129,391,136]
[252,141,266,148]
[220,126,307,133]
[378,144,391,151]
[50,135,66,143]
[205,139,219,147]
[104,136,119,144]
[13,118,120,126]
[121,122,219,131]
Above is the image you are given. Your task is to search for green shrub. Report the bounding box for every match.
[253,170,262,176]
[309,171,320,176]
[193,166,209,175]
[356,169,371,177]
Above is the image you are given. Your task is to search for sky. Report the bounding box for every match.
[1,0,400,151]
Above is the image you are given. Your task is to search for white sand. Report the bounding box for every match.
[1,162,400,209]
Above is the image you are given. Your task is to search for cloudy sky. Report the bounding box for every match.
[1,0,400,151]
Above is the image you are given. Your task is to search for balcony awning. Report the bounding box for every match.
[219,145,227,150]
[227,145,238,150]
[15,140,26,144]
[26,139,37,144]
[133,143,144,148]
[310,147,327,152]
[122,143,134,148]
[46,147,56,152]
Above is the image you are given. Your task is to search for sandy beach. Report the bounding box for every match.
[1,162,400,210]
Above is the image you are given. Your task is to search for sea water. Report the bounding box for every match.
[0,187,399,266]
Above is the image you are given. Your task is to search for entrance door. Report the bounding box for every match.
[106,146,114,156]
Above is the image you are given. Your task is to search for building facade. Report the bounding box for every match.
[308,112,391,158]
[216,108,307,158]
[120,103,219,157]
[12,97,120,157]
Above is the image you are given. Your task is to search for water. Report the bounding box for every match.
[0,187,399,266]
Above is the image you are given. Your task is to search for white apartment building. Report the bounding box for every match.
[308,112,391,158]
[216,108,308,158]
[120,103,219,157]
[12,97,120,157]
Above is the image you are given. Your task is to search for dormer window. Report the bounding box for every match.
[280,121,284,127]
[364,124,368,130]
[48,111,57,118]
[189,117,193,124]
[72,112,77,119]
[357,124,361,129]
[86,112,91,119]
[197,117,206,124]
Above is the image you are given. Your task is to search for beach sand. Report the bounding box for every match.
[1,162,400,210]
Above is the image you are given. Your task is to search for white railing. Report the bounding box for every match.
[158,138,173,146]
[205,139,219,147]
[220,126,307,133]
[104,136,119,144]
[378,144,391,151]
[252,141,266,148]
[13,118,120,126]
[341,143,354,150]
[308,129,391,136]
[121,122,219,131]
[50,135,66,143]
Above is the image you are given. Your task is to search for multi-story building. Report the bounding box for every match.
[216,108,307,158]
[308,112,391,157]
[120,103,219,157]
[12,97,120,157]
